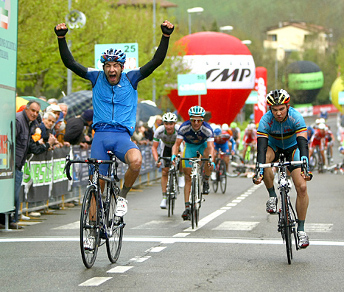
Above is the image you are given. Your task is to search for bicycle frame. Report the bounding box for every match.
[64,152,124,268]
[180,152,212,229]
[256,155,307,264]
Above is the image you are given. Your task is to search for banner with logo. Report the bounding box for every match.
[254,67,267,125]
[21,147,69,203]
[94,43,138,73]
[0,0,17,213]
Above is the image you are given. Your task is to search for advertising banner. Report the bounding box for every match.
[0,0,17,213]
[254,67,267,125]
[94,43,138,72]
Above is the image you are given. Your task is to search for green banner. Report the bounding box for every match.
[288,71,324,90]
[0,0,18,213]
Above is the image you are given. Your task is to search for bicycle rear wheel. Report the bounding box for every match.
[106,186,123,263]
[212,159,220,193]
[281,191,293,264]
[80,185,100,269]
[219,159,227,194]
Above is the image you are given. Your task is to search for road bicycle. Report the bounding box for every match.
[180,152,212,229]
[244,143,256,164]
[226,153,247,177]
[212,151,227,194]
[255,154,308,264]
[157,156,180,217]
[64,151,125,268]
[310,145,324,173]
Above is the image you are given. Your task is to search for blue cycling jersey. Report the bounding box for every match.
[85,69,143,136]
[177,120,214,145]
[257,107,307,149]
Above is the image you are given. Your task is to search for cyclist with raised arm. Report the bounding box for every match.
[151,112,180,209]
[55,20,174,217]
[253,89,312,249]
[171,106,215,220]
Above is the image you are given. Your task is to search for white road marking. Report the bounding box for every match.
[79,277,112,286]
[226,203,237,207]
[1,236,343,246]
[173,233,190,237]
[130,256,151,263]
[184,210,226,232]
[145,246,167,253]
[305,223,333,232]
[213,221,260,231]
[132,220,179,229]
[53,221,79,229]
[107,266,133,273]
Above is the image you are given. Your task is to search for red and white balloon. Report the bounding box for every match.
[169,32,255,124]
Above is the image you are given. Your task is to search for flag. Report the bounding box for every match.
[0,7,8,29]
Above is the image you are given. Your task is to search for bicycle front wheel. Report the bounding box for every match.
[167,172,174,217]
[219,159,227,194]
[281,191,293,264]
[190,176,200,229]
[212,159,220,193]
[80,185,100,269]
[106,186,123,263]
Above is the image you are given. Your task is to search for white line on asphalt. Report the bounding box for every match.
[79,277,112,286]
[1,236,344,246]
[173,233,190,237]
[183,209,226,232]
[145,246,167,252]
[130,256,151,263]
[107,266,133,273]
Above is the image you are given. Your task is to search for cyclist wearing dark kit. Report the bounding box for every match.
[253,89,312,249]
[55,20,174,217]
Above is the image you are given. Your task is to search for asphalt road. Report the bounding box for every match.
[0,114,343,292]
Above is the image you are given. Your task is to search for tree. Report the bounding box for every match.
[16,0,187,107]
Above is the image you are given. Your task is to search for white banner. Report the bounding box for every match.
[183,55,255,90]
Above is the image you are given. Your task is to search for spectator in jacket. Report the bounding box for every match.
[64,109,93,148]
[12,100,41,228]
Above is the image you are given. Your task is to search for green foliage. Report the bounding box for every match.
[17,0,187,104]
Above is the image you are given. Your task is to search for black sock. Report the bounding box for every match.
[268,186,277,197]
[119,185,131,199]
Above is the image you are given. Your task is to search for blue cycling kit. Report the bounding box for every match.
[177,120,214,168]
[85,69,143,136]
[257,107,307,150]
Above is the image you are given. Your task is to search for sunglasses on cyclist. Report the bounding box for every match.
[190,118,204,123]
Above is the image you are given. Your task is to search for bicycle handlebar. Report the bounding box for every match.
[64,154,119,181]
[255,159,309,177]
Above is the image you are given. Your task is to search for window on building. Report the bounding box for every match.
[268,34,277,41]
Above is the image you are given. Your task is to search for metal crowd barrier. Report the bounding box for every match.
[19,144,161,215]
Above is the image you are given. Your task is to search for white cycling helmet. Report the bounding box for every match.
[247,124,255,130]
[318,123,326,130]
[162,112,177,122]
[221,123,229,131]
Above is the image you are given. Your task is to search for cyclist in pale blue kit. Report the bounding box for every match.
[171,106,215,220]
[55,20,174,216]
[253,89,312,249]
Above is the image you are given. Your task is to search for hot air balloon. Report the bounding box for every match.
[169,32,255,124]
[284,61,324,104]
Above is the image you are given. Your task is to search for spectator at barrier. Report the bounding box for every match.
[152,115,163,132]
[11,100,41,229]
[132,122,149,145]
[143,123,154,142]
[64,109,93,148]
[47,98,58,105]
[59,103,68,119]
[37,111,62,149]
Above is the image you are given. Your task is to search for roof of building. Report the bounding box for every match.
[266,21,330,34]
